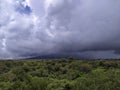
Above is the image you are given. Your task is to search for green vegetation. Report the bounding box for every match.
[0,59,120,90]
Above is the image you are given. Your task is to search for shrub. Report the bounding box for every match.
[29,77,48,90]
[79,63,93,73]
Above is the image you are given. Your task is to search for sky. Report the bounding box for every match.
[0,0,120,59]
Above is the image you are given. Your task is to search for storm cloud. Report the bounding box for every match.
[0,0,120,59]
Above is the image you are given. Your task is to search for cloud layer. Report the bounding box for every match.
[1,0,120,59]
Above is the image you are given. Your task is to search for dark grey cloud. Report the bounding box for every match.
[0,0,120,59]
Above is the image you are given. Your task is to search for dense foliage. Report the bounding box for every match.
[0,59,120,90]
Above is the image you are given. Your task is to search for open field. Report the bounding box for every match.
[0,59,120,90]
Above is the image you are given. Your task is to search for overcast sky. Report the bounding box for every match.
[0,0,120,59]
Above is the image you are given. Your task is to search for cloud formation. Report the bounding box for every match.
[1,0,120,59]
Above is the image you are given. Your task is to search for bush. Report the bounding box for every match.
[29,77,48,90]
[79,63,93,73]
